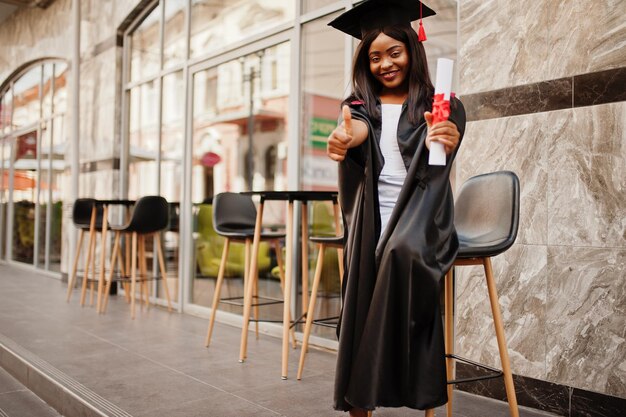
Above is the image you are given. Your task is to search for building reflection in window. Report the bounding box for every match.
[301,0,337,14]
[130,6,161,82]
[128,80,159,199]
[190,41,291,318]
[297,11,346,338]
[163,0,188,68]
[1,62,67,269]
[190,0,294,59]
[159,70,185,299]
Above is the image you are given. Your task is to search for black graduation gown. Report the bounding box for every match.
[333,98,466,412]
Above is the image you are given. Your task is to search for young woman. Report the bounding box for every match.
[326,1,466,416]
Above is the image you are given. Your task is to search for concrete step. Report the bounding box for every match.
[0,332,131,417]
[0,366,60,417]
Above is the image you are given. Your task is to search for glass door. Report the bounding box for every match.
[2,61,68,271]
[189,41,291,318]
[11,130,37,264]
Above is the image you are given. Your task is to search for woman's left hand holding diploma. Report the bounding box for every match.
[424,111,460,155]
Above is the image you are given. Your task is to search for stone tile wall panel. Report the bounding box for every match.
[547,102,626,248]
[456,244,548,380]
[457,0,625,398]
[459,0,549,94]
[459,0,625,95]
[545,246,626,397]
[546,0,626,80]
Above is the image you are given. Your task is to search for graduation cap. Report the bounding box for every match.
[328,0,436,41]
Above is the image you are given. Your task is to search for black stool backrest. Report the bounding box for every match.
[454,171,520,257]
[126,196,170,234]
[212,192,257,235]
[72,198,102,226]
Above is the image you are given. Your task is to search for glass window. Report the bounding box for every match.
[130,5,161,82]
[3,91,13,134]
[42,63,54,119]
[48,114,66,272]
[301,0,338,14]
[158,70,185,300]
[37,123,51,268]
[12,130,38,263]
[13,66,42,131]
[297,13,347,339]
[128,81,159,198]
[0,138,6,259]
[0,94,8,133]
[300,12,346,192]
[190,41,291,316]
[0,136,7,260]
[190,0,294,58]
[1,60,67,269]
[53,63,68,115]
[163,0,187,68]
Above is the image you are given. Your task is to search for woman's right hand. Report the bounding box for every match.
[327,105,354,162]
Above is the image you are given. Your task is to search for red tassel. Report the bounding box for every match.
[418,1,426,42]
[418,22,427,42]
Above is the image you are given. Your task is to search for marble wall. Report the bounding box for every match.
[456,0,626,404]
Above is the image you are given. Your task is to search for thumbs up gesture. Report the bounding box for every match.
[327,105,354,162]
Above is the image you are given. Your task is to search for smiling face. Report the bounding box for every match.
[368,32,410,95]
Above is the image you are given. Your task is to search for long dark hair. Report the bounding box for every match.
[344,25,434,125]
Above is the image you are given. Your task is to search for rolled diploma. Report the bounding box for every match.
[428,58,454,166]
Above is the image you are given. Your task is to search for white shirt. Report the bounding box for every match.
[378,104,406,236]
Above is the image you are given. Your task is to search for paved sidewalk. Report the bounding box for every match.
[0,264,557,417]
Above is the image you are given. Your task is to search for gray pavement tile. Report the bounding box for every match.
[133,392,281,417]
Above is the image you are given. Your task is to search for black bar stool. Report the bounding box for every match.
[445,171,520,417]
[66,198,103,306]
[204,192,291,348]
[101,196,173,318]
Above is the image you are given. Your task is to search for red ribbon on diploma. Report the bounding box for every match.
[432,93,450,125]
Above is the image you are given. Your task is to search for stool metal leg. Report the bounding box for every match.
[273,240,296,348]
[206,239,231,347]
[281,201,294,379]
[155,233,173,311]
[300,203,309,320]
[101,231,121,314]
[240,202,264,363]
[139,236,149,310]
[130,232,138,319]
[484,257,519,417]
[332,202,344,280]
[66,229,85,302]
[251,239,259,339]
[96,206,109,313]
[444,268,454,417]
[297,243,325,380]
[80,208,98,307]
[89,245,96,306]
